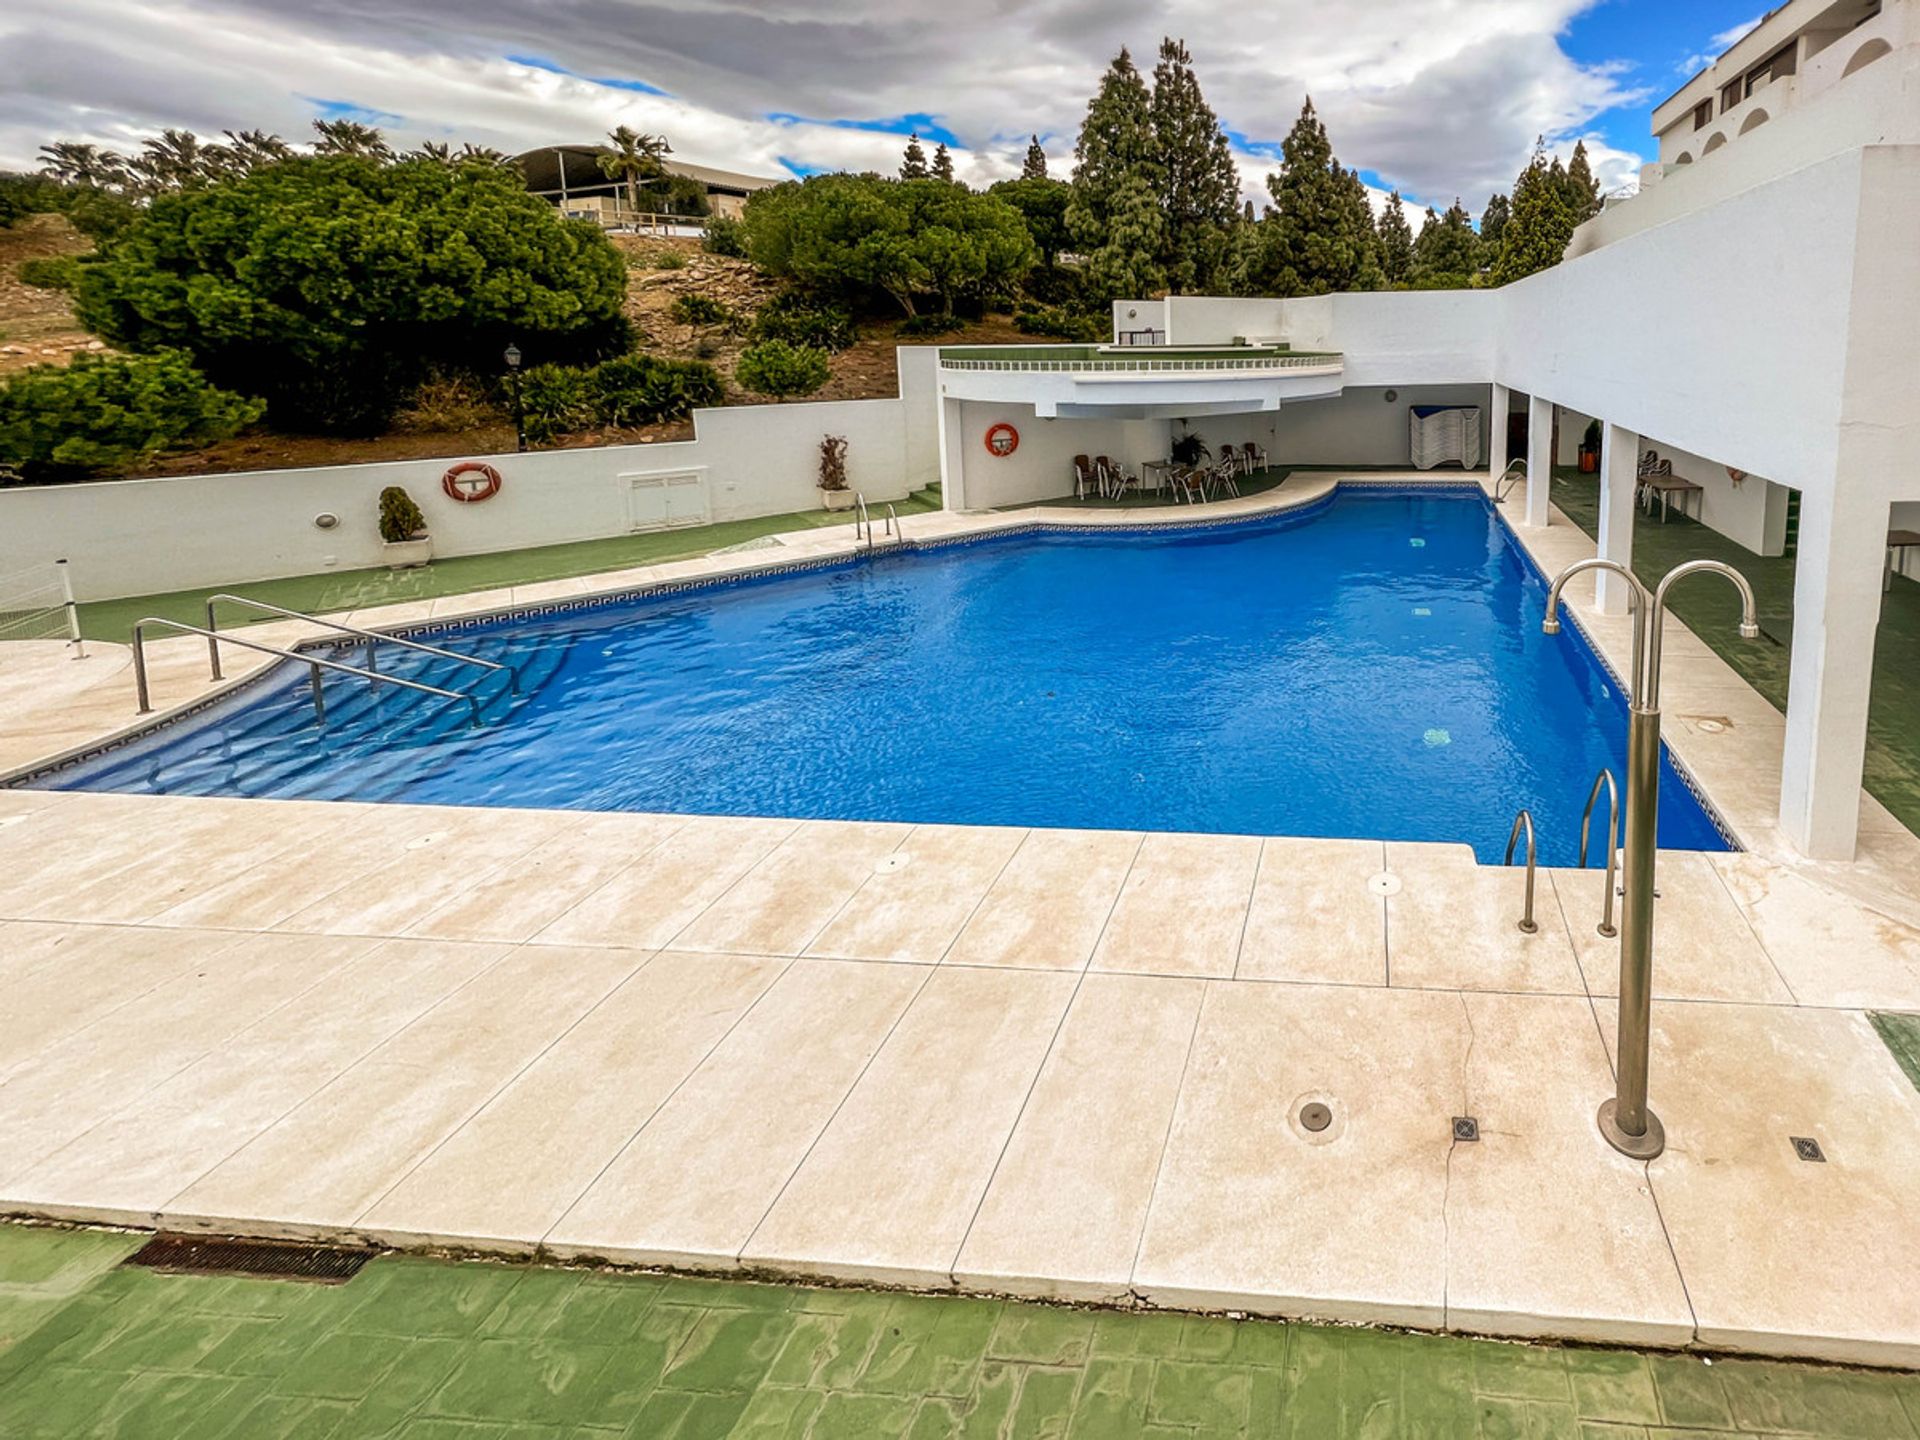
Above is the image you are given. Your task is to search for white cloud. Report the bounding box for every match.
[1677,14,1765,76]
[0,0,1647,211]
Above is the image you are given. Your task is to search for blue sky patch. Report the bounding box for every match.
[767,111,962,149]
[301,97,406,127]
[506,53,669,97]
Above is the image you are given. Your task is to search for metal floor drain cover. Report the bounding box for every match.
[1299,1102,1332,1133]
[1452,1116,1480,1142]
[125,1234,376,1283]
[1791,1136,1826,1163]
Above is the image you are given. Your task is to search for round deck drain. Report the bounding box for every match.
[1367,871,1401,897]
[1299,1102,1332,1133]
[1696,718,1727,734]
[874,853,911,875]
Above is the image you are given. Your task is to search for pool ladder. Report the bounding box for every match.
[1502,767,1621,936]
[852,494,901,551]
[1492,459,1527,505]
[130,594,512,726]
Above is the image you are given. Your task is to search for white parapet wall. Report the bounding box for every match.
[0,349,942,603]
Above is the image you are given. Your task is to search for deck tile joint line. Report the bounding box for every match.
[1124,976,1209,1294]
[1229,837,1266,982]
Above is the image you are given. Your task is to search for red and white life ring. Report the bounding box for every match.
[1726,466,1747,484]
[983,422,1020,458]
[442,461,503,503]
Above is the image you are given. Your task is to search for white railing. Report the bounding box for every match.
[0,558,83,655]
[938,352,1342,375]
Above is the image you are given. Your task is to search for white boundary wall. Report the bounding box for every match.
[0,350,942,602]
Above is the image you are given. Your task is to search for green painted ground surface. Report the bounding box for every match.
[1550,471,1920,836]
[3,1226,1917,1438]
[75,488,944,646]
[1870,1012,1920,1094]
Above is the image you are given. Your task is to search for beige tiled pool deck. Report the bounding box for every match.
[3,473,1920,1371]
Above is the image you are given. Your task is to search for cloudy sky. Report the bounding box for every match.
[0,0,1765,214]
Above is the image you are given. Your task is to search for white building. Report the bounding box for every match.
[933,0,1920,865]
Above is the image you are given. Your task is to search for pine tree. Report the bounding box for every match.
[1491,143,1579,285]
[1376,190,1415,285]
[1148,36,1239,294]
[1479,192,1511,253]
[1343,167,1385,291]
[1250,98,1376,296]
[1067,47,1166,299]
[1561,140,1602,222]
[1022,135,1048,180]
[900,134,929,180]
[932,141,955,184]
[1411,198,1481,285]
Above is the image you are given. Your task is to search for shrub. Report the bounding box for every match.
[592,354,723,427]
[734,339,830,400]
[0,173,67,228]
[1014,303,1104,341]
[819,434,849,491]
[0,350,262,481]
[391,373,502,433]
[751,291,854,352]
[668,293,733,329]
[897,313,963,338]
[517,363,595,443]
[16,256,83,292]
[378,485,427,543]
[73,155,630,433]
[702,215,747,257]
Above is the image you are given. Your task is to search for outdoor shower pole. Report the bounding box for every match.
[1542,556,1759,1162]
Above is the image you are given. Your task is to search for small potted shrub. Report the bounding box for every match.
[378,485,432,569]
[1579,417,1602,474]
[1170,430,1211,468]
[818,434,853,510]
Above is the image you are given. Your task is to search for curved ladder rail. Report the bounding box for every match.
[204,594,513,691]
[1579,768,1621,938]
[131,617,483,728]
[1504,809,1539,934]
[884,503,900,540]
[1492,459,1527,505]
[853,492,872,548]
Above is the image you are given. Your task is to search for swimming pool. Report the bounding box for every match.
[36,486,1729,864]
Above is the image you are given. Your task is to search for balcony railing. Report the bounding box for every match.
[938,349,1341,375]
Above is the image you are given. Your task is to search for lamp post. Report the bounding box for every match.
[1543,557,1759,1160]
[504,344,526,452]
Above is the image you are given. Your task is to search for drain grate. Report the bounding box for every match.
[1452,1116,1480,1143]
[1790,1136,1827,1164]
[124,1234,377,1284]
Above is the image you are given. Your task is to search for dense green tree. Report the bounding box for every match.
[931,142,955,184]
[1479,191,1511,252]
[1251,99,1377,296]
[741,173,1032,318]
[1490,144,1579,285]
[1148,36,1239,293]
[1411,198,1481,285]
[1375,191,1415,285]
[989,176,1072,268]
[900,134,930,180]
[0,350,262,480]
[1066,47,1166,299]
[1021,135,1049,180]
[1562,140,1602,222]
[75,155,630,432]
[734,339,830,398]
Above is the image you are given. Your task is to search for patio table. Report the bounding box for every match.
[1140,460,1178,496]
[1640,473,1704,524]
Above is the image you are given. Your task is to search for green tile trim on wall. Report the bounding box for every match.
[3,1224,1919,1438]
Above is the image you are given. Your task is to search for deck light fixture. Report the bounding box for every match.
[503,344,526,453]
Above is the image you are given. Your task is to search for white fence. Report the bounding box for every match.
[0,350,942,603]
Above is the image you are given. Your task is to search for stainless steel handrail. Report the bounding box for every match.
[884,503,899,539]
[1505,809,1539,934]
[1579,768,1621,938]
[1493,459,1527,505]
[131,617,483,727]
[204,593,510,687]
[853,492,871,548]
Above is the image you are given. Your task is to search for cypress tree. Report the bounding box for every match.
[900,134,929,180]
[1479,192,1510,252]
[1411,198,1481,285]
[1376,190,1415,285]
[932,141,955,183]
[1251,98,1375,296]
[1067,47,1166,299]
[1562,140,1602,222]
[1148,36,1239,294]
[1021,135,1048,180]
[1490,143,1578,285]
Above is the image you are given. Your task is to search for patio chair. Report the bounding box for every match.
[1170,466,1209,505]
[1207,457,1242,501]
[1096,456,1139,503]
[1072,454,1098,501]
[1245,442,1269,474]
[1636,450,1671,512]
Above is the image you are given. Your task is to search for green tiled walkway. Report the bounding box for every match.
[1550,471,1920,836]
[3,1226,1917,1438]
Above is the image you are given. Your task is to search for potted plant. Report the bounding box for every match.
[1579,418,1602,474]
[818,434,854,510]
[1170,430,1211,468]
[378,485,433,569]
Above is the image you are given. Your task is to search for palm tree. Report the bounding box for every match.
[311,119,394,162]
[597,125,672,214]
[131,129,213,193]
[411,140,455,164]
[222,130,291,171]
[36,140,127,190]
[458,144,509,167]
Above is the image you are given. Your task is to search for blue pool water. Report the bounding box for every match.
[39,487,1728,864]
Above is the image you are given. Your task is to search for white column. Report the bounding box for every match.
[1596,422,1638,615]
[1488,384,1510,478]
[1524,395,1553,527]
[1779,481,1887,859]
[936,394,968,511]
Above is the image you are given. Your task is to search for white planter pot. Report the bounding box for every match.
[383,536,433,570]
[818,488,855,511]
